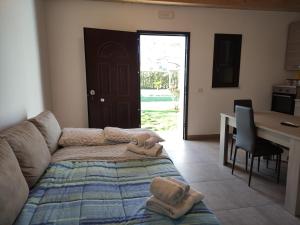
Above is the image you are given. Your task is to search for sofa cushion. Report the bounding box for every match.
[0,138,29,225]
[104,127,164,143]
[104,127,132,143]
[58,128,105,147]
[0,121,51,188]
[29,111,61,154]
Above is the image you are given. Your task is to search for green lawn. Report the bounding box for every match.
[141,96,174,102]
[141,110,178,131]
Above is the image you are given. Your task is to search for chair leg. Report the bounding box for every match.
[266,159,269,168]
[275,155,278,171]
[248,155,254,187]
[277,154,281,184]
[246,152,248,172]
[230,138,234,160]
[232,146,238,175]
[257,157,260,172]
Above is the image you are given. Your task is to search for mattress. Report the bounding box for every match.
[15,147,220,225]
[51,144,169,163]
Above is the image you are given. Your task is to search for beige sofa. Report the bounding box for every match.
[0,111,167,225]
[0,112,221,225]
[0,111,62,225]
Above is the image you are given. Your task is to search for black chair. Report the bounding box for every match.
[232,106,283,186]
[230,99,253,160]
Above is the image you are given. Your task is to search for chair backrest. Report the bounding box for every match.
[235,105,256,153]
[232,99,253,134]
[233,99,253,112]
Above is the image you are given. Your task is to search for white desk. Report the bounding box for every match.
[219,111,300,216]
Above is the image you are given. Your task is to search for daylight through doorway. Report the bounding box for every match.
[139,34,187,138]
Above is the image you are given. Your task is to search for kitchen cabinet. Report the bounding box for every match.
[286,21,300,71]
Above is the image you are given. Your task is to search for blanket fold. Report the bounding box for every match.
[126,143,163,157]
[146,188,204,219]
[150,177,190,205]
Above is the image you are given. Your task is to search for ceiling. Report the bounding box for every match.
[99,0,300,12]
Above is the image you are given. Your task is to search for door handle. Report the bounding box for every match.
[89,89,96,96]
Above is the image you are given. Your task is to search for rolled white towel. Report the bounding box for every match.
[150,177,190,205]
[146,188,204,219]
[144,136,160,149]
[126,143,163,157]
[131,132,151,146]
[166,177,190,197]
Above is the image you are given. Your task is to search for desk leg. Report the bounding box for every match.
[219,115,229,166]
[285,139,300,216]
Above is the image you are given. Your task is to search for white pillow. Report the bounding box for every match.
[126,128,164,142]
[58,128,105,147]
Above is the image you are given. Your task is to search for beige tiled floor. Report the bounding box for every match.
[163,138,300,225]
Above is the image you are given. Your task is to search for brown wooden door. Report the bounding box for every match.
[84,28,140,128]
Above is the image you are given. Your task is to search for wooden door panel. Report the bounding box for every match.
[102,103,113,127]
[116,102,131,128]
[84,28,140,128]
[92,104,102,128]
[98,63,111,96]
[117,64,130,96]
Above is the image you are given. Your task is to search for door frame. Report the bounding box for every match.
[137,30,190,140]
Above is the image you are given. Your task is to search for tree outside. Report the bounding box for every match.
[140,71,180,131]
[139,35,186,132]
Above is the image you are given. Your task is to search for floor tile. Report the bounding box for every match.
[175,162,234,182]
[190,179,272,211]
[163,138,300,223]
[215,204,300,225]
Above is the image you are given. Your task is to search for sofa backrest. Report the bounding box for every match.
[0,121,51,188]
[0,138,29,225]
[29,110,62,154]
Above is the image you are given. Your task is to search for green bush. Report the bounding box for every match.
[140,71,179,89]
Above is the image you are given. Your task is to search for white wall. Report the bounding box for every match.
[0,0,52,130]
[44,0,300,135]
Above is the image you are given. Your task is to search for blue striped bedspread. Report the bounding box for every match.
[15,158,220,225]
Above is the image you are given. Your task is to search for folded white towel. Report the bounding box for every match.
[167,177,190,198]
[146,188,204,219]
[144,136,160,149]
[131,132,151,146]
[150,177,190,205]
[126,143,163,157]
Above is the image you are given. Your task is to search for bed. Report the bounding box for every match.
[15,144,220,225]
